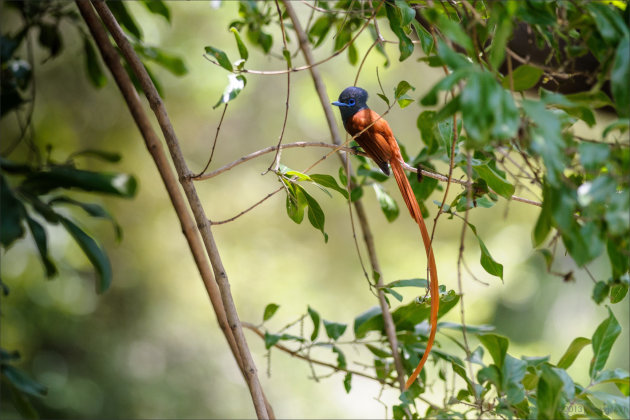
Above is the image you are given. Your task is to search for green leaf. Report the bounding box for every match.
[586,2,629,44]
[24,214,57,277]
[343,372,352,393]
[323,320,347,341]
[590,307,621,378]
[307,306,320,341]
[373,184,399,222]
[611,36,630,118]
[83,38,106,88]
[384,278,428,289]
[533,183,552,247]
[332,345,347,369]
[579,142,610,172]
[502,64,543,91]
[310,174,348,198]
[488,3,514,69]
[213,74,246,109]
[285,182,306,224]
[308,15,333,48]
[435,13,473,54]
[141,0,171,22]
[537,364,565,420]
[354,306,382,339]
[385,1,414,61]
[421,68,470,106]
[22,166,137,198]
[438,322,494,334]
[394,0,415,26]
[48,197,123,241]
[592,281,610,304]
[302,189,328,242]
[471,161,515,199]
[585,390,630,418]
[365,344,391,358]
[610,281,629,304]
[263,303,280,321]
[0,175,26,248]
[503,354,527,404]
[462,71,519,146]
[466,222,503,280]
[205,46,233,71]
[58,216,112,293]
[477,333,509,369]
[264,332,281,349]
[557,337,591,370]
[108,1,142,39]
[392,290,460,331]
[1,364,47,397]
[436,39,472,71]
[70,149,121,163]
[394,80,415,99]
[135,45,187,76]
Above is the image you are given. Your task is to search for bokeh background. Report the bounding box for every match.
[1,2,628,418]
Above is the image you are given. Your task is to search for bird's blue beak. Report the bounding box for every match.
[331,101,348,107]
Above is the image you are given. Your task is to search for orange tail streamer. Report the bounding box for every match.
[390,157,439,390]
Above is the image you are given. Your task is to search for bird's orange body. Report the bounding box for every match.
[333,88,439,390]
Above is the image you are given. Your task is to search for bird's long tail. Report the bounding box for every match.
[390,157,439,390]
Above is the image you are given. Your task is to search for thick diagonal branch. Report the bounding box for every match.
[87,1,270,418]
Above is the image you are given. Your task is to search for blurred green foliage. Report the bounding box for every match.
[1,0,629,419]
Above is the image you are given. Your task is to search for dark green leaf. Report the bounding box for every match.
[365,344,391,358]
[141,0,170,22]
[108,1,142,39]
[354,306,382,339]
[392,290,460,331]
[58,216,112,293]
[205,46,233,72]
[308,306,320,341]
[213,74,246,109]
[462,71,519,146]
[22,166,137,198]
[610,282,628,304]
[302,189,328,242]
[343,372,352,393]
[537,365,565,420]
[436,39,472,71]
[136,45,187,76]
[83,38,106,88]
[373,184,399,222]
[332,345,346,369]
[593,281,610,304]
[488,4,514,69]
[308,15,333,48]
[263,303,279,321]
[264,332,281,349]
[590,307,621,377]
[49,197,122,240]
[385,2,414,61]
[1,365,47,397]
[394,80,415,99]
[477,333,508,369]
[466,222,503,280]
[611,36,630,118]
[230,27,249,61]
[436,13,474,53]
[384,278,428,289]
[557,337,591,370]
[0,175,26,247]
[323,320,347,341]
[71,149,121,163]
[502,64,543,91]
[533,184,552,247]
[472,161,515,199]
[377,93,391,107]
[38,23,62,58]
[24,214,57,277]
[586,2,629,44]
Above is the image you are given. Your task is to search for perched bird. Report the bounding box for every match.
[332,86,439,389]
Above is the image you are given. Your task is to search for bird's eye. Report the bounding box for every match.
[348,99,356,106]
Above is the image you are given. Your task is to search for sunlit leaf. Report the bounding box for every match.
[205,46,233,72]
[263,303,280,321]
[213,74,246,109]
[557,337,591,370]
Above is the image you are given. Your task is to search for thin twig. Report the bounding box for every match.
[211,186,283,225]
[194,103,229,178]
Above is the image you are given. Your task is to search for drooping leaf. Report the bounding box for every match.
[58,216,112,293]
[230,27,249,61]
[136,44,188,76]
[537,364,565,420]
[141,0,171,22]
[48,196,122,240]
[108,1,142,39]
[24,214,57,277]
[1,364,47,397]
[83,38,106,88]
[213,74,246,109]
[385,1,414,61]
[611,36,630,118]
[466,222,504,280]
[307,306,320,341]
[0,175,26,248]
[310,174,348,198]
[302,189,328,242]
[471,160,515,199]
[373,184,399,222]
[343,372,352,393]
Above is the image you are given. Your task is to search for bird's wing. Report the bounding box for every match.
[348,109,394,174]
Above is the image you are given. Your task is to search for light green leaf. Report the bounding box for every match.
[557,337,591,369]
[230,27,249,61]
[502,64,543,91]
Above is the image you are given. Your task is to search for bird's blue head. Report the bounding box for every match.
[332,86,368,123]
